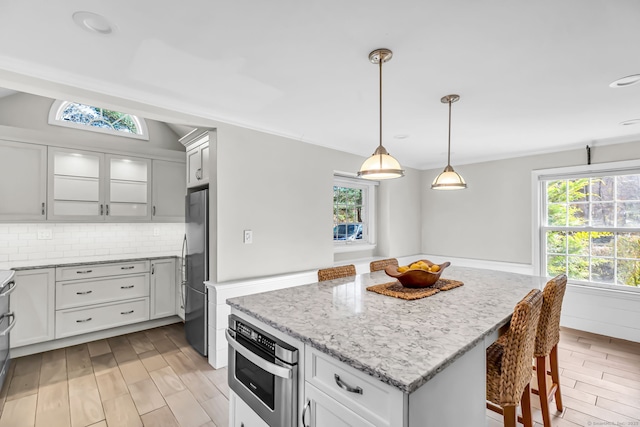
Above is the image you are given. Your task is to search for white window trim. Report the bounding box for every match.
[333,172,377,253]
[532,158,640,294]
[48,100,149,141]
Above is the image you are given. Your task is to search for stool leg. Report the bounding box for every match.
[503,405,517,427]
[536,356,551,427]
[521,382,533,427]
[550,344,563,412]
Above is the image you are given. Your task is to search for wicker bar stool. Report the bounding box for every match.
[369,258,399,272]
[533,274,567,427]
[317,264,356,282]
[486,289,543,427]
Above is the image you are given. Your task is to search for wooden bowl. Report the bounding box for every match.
[384,260,451,288]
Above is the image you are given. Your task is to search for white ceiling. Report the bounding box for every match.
[1,0,639,169]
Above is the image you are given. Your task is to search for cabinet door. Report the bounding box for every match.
[10,268,55,348]
[0,140,47,221]
[230,391,269,427]
[152,160,186,222]
[150,258,177,319]
[304,384,376,427]
[200,143,210,183]
[47,147,105,221]
[105,154,151,221]
[187,146,202,188]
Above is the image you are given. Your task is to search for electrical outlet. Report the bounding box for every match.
[153,227,160,236]
[37,229,53,240]
[243,230,253,244]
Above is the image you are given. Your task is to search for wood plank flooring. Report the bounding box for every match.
[0,323,229,427]
[0,325,638,426]
[487,327,640,427]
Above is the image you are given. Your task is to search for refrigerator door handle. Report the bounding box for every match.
[181,234,188,284]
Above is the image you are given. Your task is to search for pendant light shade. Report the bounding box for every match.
[432,94,467,190]
[358,49,404,180]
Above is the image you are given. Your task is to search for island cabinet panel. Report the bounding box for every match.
[304,383,376,427]
[10,268,55,348]
[304,346,405,427]
[229,390,269,427]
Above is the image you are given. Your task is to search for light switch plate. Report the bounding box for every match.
[243,230,253,244]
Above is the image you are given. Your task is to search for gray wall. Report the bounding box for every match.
[212,123,422,282]
[422,140,640,265]
[0,92,184,154]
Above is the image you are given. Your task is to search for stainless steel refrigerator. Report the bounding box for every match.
[184,188,208,356]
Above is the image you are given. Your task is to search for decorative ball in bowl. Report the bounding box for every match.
[384,260,451,288]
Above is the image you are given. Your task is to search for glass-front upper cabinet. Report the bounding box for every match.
[106,155,151,220]
[47,148,151,221]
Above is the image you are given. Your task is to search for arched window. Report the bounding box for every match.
[48,100,149,140]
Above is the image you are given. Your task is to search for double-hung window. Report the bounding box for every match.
[333,175,377,252]
[535,160,640,291]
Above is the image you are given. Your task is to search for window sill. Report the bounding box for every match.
[333,243,376,254]
[566,280,640,295]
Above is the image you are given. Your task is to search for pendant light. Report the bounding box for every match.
[357,49,405,180]
[431,94,467,190]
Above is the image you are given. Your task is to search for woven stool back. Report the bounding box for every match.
[499,289,543,406]
[317,264,356,282]
[535,274,567,358]
[369,258,399,272]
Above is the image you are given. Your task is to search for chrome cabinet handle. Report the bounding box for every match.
[152,206,156,216]
[120,266,135,270]
[151,265,155,274]
[100,204,104,215]
[121,285,134,289]
[0,281,16,297]
[302,400,311,427]
[76,318,92,323]
[106,204,109,216]
[121,310,134,315]
[334,374,363,394]
[76,270,93,274]
[76,290,92,295]
[196,168,202,180]
[41,202,45,215]
[0,312,16,336]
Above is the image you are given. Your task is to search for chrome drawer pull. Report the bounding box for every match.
[334,374,363,394]
[0,281,16,297]
[76,270,93,274]
[0,312,16,336]
[76,290,93,295]
[120,266,135,270]
[121,285,134,289]
[121,310,134,315]
[76,318,92,323]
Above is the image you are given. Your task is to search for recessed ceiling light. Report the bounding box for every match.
[620,119,640,126]
[72,11,114,35]
[609,74,640,88]
[393,134,409,140]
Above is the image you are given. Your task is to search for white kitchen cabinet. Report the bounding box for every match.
[303,384,376,427]
[10,268,55,348]
[150,258,177,319]
[230,390,269,427]
[0,140,48,221]
[48,147,152,221]
[180,129,213,188]
[151,160,186,222]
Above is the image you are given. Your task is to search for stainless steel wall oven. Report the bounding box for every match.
[226,314,298,427]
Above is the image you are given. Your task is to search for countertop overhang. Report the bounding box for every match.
[227,265,548,394]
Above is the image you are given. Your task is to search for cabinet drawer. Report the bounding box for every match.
[305,347,403,427]
[56,261,149,281]
[56,274,149,309]
[55,298,149,338]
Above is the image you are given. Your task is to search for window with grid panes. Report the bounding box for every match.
[539,166,640,289]
[333,175,376,248]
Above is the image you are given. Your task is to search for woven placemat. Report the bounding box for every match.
[366,278,464,300]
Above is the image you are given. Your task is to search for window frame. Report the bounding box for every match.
[48,100,149,140]
[333,173,377,253]
[532,159,640,294]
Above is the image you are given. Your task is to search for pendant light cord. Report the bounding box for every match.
[447,98,452,167]
[378,58,383,169]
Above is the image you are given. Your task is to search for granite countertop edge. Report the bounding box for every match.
[228,301,509,394]
[7,255,180,271]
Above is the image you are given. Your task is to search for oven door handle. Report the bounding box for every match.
[0,281,16,298]
[225,329,293,379]
[0,312,16,337]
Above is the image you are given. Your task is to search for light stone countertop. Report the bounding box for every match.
[2,254,181,271]
[227,265,548,394]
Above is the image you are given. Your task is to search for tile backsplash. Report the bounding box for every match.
[0,223,185,268]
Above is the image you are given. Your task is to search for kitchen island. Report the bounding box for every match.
[227,265,548,426]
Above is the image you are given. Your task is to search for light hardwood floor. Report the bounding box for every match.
[0,325,638,427]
